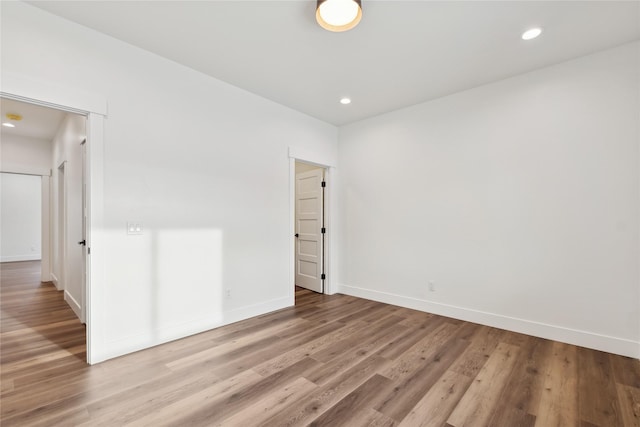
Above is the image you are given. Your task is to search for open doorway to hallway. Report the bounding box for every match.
[1,97,88,357]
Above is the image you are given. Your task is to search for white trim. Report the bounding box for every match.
[288,146,337,168]
[93,296,290,363]
[338,283,640,359]
[324,167,338,295]
[0,165,51,176]
[80,140,86,325]
[1,72,107,116]
[222,296,290,325]
[51,272,61,291]
[85,113,105,364]
[0,255,42,262]
[288,158,297,305]
[57,162,67,294]
[64,290,82,321]
[41,175,51,281]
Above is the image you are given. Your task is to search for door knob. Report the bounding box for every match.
[78,240,86,246]
[295,233,299,238]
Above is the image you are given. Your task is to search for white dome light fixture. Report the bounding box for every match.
[522,27,542,40]
[316,0,362,32]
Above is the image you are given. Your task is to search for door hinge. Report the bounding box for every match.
[88,247,91,255]
[321,227,326,234]
[321,273,326,280]
[321,181,326,188]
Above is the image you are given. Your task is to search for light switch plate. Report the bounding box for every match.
[127,221,143,235]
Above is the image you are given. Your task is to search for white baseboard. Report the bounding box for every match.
[92,296,292,364]
[50,273,62,290]
[338,284,639,359]
[222,296,292,325]
[64,290,82,321]
[0,254,42,262]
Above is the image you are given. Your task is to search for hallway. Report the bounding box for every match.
[1,261,87,424]
[1,261,86,364]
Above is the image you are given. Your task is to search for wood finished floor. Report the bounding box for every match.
[1,261,639,426]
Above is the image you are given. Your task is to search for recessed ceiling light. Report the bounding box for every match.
[2,123,15,128]
[340,97,351,105]
[522,28,542,40]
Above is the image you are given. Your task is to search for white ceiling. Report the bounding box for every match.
[1,98,67,140]
[27,1,640,126]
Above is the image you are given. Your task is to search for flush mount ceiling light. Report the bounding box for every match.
[522,27,542,40]
[316,0,362,32]
[340,97,351,105]
[2,113,22,128]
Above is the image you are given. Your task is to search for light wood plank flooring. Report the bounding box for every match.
[1,261,639,426]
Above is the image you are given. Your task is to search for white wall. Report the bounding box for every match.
[0,173,42,262]
[51,113,86,320]
[1,134,52,173]
[338,42,640,358]
[1,2,337,362]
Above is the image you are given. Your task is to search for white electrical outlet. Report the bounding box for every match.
[225,289,231,298]
[428,282,436,292]
[127,221,143,235]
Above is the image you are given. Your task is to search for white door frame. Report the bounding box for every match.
[288,147,338,305]
[41,174,51,282]
[80,139,87,324]
[1,72,107,364]
[57,161,67,293]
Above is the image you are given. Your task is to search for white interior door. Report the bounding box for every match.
[295,168,324,293]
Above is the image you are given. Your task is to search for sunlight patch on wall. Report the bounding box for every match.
[153,228,224,335]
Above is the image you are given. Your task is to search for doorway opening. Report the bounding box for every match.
[0,173,42,264]
[294,161,327,295]
[2,76,106,364]
[1,96,89,359]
